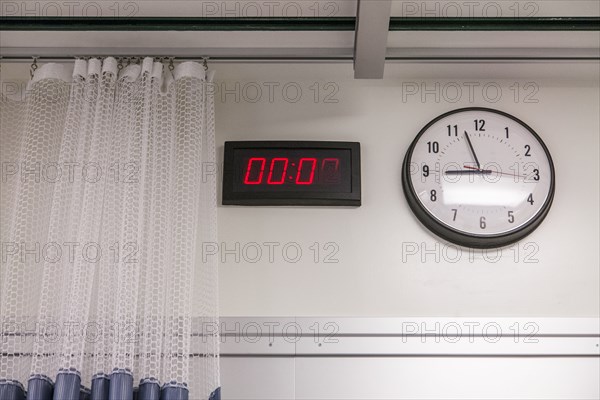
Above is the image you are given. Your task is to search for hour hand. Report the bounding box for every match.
[464,131,481,169]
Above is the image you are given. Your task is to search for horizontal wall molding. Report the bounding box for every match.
[218,317,600,357]
[2,317,599,358]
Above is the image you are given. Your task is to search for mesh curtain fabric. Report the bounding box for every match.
[0,57,220,400]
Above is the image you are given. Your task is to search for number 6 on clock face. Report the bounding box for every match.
[402,107,555,249]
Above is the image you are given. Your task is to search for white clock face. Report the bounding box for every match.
[404,108,554,246]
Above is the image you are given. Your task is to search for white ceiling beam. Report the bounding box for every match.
[353,0,392,79]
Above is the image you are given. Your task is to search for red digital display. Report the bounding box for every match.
[243,157,341,186]
[223,141,360,206]
[231,148,350,194]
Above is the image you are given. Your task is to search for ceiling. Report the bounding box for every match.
[1,1,599,79]
[2,0,598,17]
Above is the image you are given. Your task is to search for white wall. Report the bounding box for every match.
[3,61,598,317]
[221,357,600,399]
[212,61,600,399]
[215,61,600,318]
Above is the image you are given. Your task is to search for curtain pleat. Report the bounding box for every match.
[0,57,220,400]
[138,379,160,400]
[90,374,110,400]
[0,380,26,400]
[27,374,54,399]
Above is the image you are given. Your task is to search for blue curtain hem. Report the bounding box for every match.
[1,377,219,400]
[0,379,26,400]
[209,387,221,400]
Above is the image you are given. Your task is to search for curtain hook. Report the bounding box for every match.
[168,57,175,71]
[30,56,38,79]
[202,57,209,71]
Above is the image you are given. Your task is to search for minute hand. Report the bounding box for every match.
[464,131,481,169]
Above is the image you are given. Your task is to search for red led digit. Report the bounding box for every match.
[296,158,317,185]
[244,158,266,185]
[267,158,289,185]
[321,158,340,183]
[321,158,340,171]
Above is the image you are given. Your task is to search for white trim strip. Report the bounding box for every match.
[217,317,600,356]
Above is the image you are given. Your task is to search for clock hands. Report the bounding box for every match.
[443,131,487,176]
[463,131,481,169]
[451,131,528,179]
[442,130,531,180]
[445,169,492,175]
[462,165,527,179]
[444,165,528,179]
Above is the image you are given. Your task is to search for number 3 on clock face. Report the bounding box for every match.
[402,107,555,249]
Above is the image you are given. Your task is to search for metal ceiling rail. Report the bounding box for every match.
[1,15,598,74]
[1,17,599,32]
[1,50,598,63]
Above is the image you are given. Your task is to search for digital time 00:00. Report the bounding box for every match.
[223,141,360,206]
[243,157,342,186]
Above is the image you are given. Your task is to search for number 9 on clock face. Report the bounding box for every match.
[402,107,555,248]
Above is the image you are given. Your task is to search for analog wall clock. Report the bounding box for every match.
[402,107,555,248]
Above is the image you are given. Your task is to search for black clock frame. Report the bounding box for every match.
[402,107,555,249]
[223,141,361,206]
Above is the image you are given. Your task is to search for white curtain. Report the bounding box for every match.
[0,57,220,400]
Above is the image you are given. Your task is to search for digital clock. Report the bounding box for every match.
[222,141,361,206]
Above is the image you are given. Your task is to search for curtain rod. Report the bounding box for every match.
[2,57,598,64]
[0,56,352,64]
[2,47,599,63]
